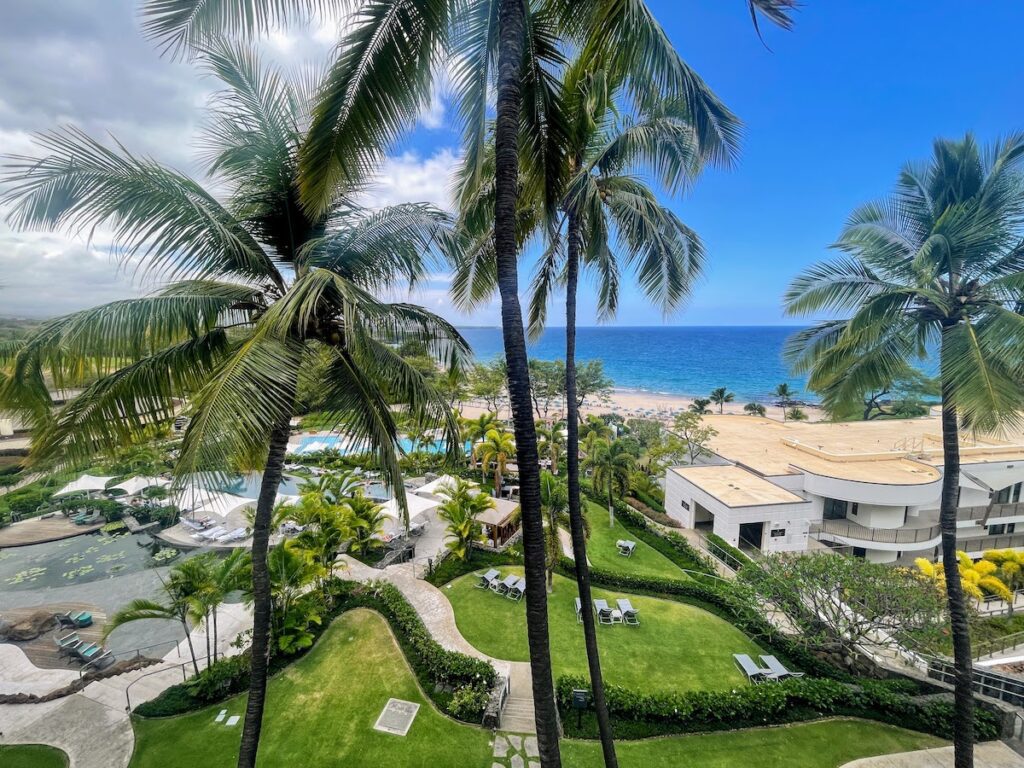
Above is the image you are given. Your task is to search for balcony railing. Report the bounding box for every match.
[959,502,1024,522]
[960,532,1024,553]
[810,518,941,545]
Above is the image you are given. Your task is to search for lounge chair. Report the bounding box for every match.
[75,642,102,661]
[55,631,82,651]
[492,574,519,595]
[760,655,804,680]
[616,540,636,557]
[733,654,770,684]
[616,598,639,626]
[574,598,583,623]
[593,599,614,625]
[476,569,500,590]
[215,527,248,543]
[193,526,226,541]
[506,578,526,601]
[56,611,93,628]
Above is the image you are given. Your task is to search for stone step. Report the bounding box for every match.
[503,698,534,714]
[498,714,536,734]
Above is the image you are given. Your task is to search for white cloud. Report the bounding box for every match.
[364,148,461,210]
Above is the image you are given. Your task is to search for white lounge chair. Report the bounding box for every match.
[216,527,248,543]
[734,654,770,684]
[477,569,500,590]
[574,598,583,623]
[616,598,639,626]
[593,599,614,625]
[194,526,226,541]
[492,574,518,595]
[760,655,804,680]
[506,578,526,601]
[616,540,636,557]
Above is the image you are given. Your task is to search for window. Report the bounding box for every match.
[850,502,860,516]
[988,523,1015,536]
[823,498,847,520]
[770,528,786,538]
[852,547,866,559]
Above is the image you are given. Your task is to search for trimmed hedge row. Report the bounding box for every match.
[704,532,753,570]
[556,674,1002,742]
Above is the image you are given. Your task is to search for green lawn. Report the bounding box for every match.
[559,719,945,767]
[0,745,69,768]
[444,568,762,691]
[130,609,491,768]
[581,501,685,580]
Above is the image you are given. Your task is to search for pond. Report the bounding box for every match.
[0,531,198,593]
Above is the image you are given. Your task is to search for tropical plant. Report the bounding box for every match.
[917,553,1015,605]
[743,402,766,417]
[474,429,516,496]
[297,469,360,506]
[192,549,249,663]
[540,471,570,591]
[0,46,467,765]
[293,496,350,598]
[672,411,719,465]
[709,387,735,414]
[245,540,323,655]
[773,383,797,421]
[342,491,388,556]
[580,415,614,457]
[629,471,663,503]
[785,134,1024,768]
[688,397,713,415]
[436,478,491,561]
[786,407,808,422]
[536,421,565,474]
[462,411,500,447]
[584,440,635,527]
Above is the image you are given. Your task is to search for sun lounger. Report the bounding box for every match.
[616,599,639,626]
[55,632,82,650]
[193,526,226,541]
[477,569,500,589]
[215,527,248,543]
[616,539,636,557]
[492,574,518,595]
[506,577,526,601]
[75,643,103,660]
[734,653,770,684]
[593,599,614,625]
[760,655,804,680]
[574,598,583,623]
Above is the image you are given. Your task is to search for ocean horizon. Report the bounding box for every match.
[457,325,813,403]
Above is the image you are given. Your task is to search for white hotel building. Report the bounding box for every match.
[664,415,1024,564]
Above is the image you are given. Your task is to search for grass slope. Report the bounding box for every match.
[130,610,491,768]
[444,568,762,691]
[561,719,945,767]
[0,745,69,768]
[582,500,686,579]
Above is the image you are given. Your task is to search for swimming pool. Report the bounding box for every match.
[218,472,304,497]
[294,436,470,456]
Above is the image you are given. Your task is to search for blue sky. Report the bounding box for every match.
[0,1,1021,325]
[400,1,1024,326]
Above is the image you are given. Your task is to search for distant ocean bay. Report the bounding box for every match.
[458,326,813,403]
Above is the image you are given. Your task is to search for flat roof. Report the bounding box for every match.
[692,415,1024,486]
[478,497,519,526]
[671,465,808,508]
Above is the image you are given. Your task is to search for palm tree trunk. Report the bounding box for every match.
[213,607,219,663]
[204,609,212,666]
[565,212,618,767]
[494,0,561,762]
[607,484,614,528]
[939,338,974,768]
[181,618,200,676]
[237,413,293,768]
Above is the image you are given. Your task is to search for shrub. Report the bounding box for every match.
[134,683,203,718]
[425,547,521,587]
[447,683,492,721]
[704,532,752,570]
[185,653,251,702]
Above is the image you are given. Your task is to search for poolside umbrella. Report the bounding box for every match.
[53,474,116,498]
[109,476,170,497]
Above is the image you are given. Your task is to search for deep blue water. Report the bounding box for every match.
[458,326,812,402]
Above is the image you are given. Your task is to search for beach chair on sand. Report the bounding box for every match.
[492,574,518,595]
[476,569,500,590]
[760,655,804,680]
[506,578,526,601]
[733,654,770,684]
[616,599,639,626]
[593,599,614,625]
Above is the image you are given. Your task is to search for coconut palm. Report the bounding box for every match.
[293,496,350,598]
[297,469,360,506]
[688,398,713,415]
[773,383,797,421]
[540,470,569,592]
[744,402,767,417]
[436,478,491,561]
[536,421,565,474]
[584,440,635,528]
[784,134,1024,768]
[474,429,516,496]
[342,491,388,556]
[0,45,466,768]
[709,387,735,414]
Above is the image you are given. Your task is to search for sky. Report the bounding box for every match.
[0,0,1021,325]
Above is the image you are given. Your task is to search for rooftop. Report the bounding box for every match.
[695,415,1024,486]
[671,465,808,508]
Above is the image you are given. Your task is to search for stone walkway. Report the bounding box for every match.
[491,733,540,768]
[840,742,1024,767]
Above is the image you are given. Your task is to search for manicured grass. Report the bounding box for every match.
[130,609,491,768]
[560,719,945,768]
[0,745,69,768]
[582,500,686,579]
[444,568,762,692]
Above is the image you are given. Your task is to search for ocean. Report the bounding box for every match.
[458,326,812,402]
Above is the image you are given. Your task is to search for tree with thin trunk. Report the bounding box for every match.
[474,428,516,497]
[784,133,1024,768]
[540,470,578,592]
[0,44,466,768]
[436,477,491,561]
[535,421,565,475]
[774,383,796,421]
[709,387,735,414]
[584,440,635,527]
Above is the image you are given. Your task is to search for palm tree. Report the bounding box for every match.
[474,429,516,496]
[293,497,349,598]
[540,471,569,592]
[709,387,735,414]
[784,134,1024,768]
[786,406,808,422]
[342,492,388,556]
[0,45,466,768]
[297,469,360,506]
[462,412,500,476]
[436,478,491,561]
[579,416,614,456]
[206,549,249,662]
[773,383,797,421]
[688,398,713,415]
[536,421,565,475]
[584,440,636,528]
[744,402,767,417]
[138,2,798,765]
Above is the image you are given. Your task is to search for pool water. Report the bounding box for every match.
[294,436,470,456]
[0,532,196,593]
[218,472,304,497]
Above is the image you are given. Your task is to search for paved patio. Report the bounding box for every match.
[840,742,1023,767]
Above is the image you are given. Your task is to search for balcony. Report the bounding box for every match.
[958,502,1024,522]
[810,518,941,546]
[960,532,1024,553]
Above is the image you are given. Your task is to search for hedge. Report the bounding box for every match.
[704,532,753,570]
[556,674,1002,742]
[425,547,521,587]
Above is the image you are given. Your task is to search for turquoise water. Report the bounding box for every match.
[294,436,468,456]
[459,326,811,401]
[219,472,303,497]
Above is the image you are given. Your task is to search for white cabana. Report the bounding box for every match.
[380,493,439,533]
[53,474,116,498]
[109,476,170,496]
[413,474,468,498]
[173,488,254,519]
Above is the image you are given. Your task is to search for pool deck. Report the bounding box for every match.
[0,517,104,548]
[1,603,108,670]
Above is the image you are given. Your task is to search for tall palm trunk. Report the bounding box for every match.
[213,608,219,663]
[494,0,561,762]
[565,212,618,767]
[237,414,293,768]
[180,616,201,676]
[939,330,974,768]
[204,609,212,666]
